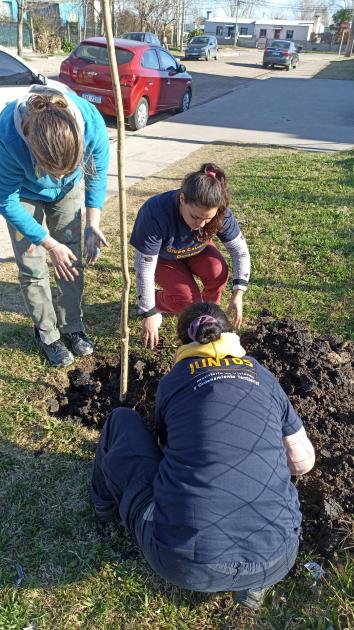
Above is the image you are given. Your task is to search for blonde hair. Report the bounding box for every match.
[22,91,83,178]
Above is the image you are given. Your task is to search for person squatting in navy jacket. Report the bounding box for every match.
[130,163,251,349]
[91,302,315,610]
[0,87,109,367]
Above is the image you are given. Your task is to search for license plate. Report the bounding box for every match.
[272,52,281,56]
[82,93,102,104]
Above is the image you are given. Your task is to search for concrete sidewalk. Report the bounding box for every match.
[1,73,354,260]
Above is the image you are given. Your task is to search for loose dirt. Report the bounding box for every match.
[49,314,353,556]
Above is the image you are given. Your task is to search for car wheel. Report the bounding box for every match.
[286,61,292,71]
[128,97,149,131]
[262,62,267,68]
[177,89,191,113]
[214,50,219,60]
[205,50,210,61]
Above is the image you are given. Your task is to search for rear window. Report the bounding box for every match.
[270,41,290,49]
[191,37,209,44]
[73,44,133,65]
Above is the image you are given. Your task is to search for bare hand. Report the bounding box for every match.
[84,226,109,264]
[141,313,162,349]
[49,243,79,282]
[226,290,244,329]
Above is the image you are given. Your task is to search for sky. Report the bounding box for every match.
[185,0,341,23]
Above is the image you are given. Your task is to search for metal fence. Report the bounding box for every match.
[0,19,101,50]
[0,21,30,47]
[59,22,102,46]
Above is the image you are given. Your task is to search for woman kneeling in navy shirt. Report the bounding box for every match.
[130,163,251,349]
[91,303,315,609]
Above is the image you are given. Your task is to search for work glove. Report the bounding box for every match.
[84,226,109,264]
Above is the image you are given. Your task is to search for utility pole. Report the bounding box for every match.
[233,0,240,47]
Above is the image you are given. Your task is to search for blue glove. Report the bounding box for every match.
[84,226,108,264]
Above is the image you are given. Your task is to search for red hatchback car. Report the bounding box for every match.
[59,37,192,130]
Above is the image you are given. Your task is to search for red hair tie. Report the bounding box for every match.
[206,170,217,178]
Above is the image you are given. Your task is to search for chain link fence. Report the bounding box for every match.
[0,21,30,47]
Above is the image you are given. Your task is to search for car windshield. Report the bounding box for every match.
[73,44,133,65]
[123,33,144,41]
[190,37,209,44]
[270,41,290,49]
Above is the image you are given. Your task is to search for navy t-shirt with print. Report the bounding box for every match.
[130,189,240,260]
[152,354,303,564]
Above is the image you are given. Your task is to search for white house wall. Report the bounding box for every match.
[254,23,311,40]
[204,18,320,43]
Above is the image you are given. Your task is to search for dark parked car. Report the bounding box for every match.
[59,37,192,130]
[185,35,218,60]
[122,32,161,46]
[262,40,299,70]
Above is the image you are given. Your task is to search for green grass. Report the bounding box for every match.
[315,57,354,80]
[0,145,353,629]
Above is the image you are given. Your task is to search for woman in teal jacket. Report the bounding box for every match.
[0,86,109,366]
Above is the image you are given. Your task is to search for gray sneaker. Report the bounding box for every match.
[63,331,95,356]
[34,328,74,367]
[232,588,267,610]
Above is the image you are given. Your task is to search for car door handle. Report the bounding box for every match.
[148,80,153,85]
[167,80,171,85]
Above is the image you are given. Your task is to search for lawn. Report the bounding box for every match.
[315,57,354,80]
[0,145,353,629]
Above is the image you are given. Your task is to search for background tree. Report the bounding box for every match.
[16,0,27,56]
[332,6,352,29]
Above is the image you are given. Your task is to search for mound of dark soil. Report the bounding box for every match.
[48,350,172,432]
[242,312,353,555]
[49,315,353,556]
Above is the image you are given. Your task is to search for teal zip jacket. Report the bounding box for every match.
[0,91,109,244]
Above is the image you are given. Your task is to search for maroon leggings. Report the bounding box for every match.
[155,244,229,314]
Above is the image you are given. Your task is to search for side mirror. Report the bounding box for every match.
[37,73,48,85]
[177,63,186,73]
[296,46,302,52]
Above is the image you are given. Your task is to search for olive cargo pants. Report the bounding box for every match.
[7,186,84,345]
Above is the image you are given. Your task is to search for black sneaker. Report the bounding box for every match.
[62,331,95,357]
[34,328,74,367]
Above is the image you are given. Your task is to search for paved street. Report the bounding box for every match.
[1,49,353,260]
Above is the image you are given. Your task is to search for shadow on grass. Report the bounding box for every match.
[0,321,34,350]
[0,282,27,314]
[0,438,236,618]
[313,58,354,80]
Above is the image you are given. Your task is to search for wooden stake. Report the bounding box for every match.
[101,0,131,402]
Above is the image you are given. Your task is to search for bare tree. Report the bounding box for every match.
[16,0,27,57]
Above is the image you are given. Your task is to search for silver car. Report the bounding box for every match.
[185,36,218,61]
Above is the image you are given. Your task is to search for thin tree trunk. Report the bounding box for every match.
[101,0,131,402]
[17,1,24,57]
[344,14,354,57]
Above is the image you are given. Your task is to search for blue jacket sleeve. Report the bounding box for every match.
[0,140,48,244]
[84,106,109,209]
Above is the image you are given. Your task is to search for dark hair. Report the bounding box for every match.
[180,163,230,242]
[177,302,233,345]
